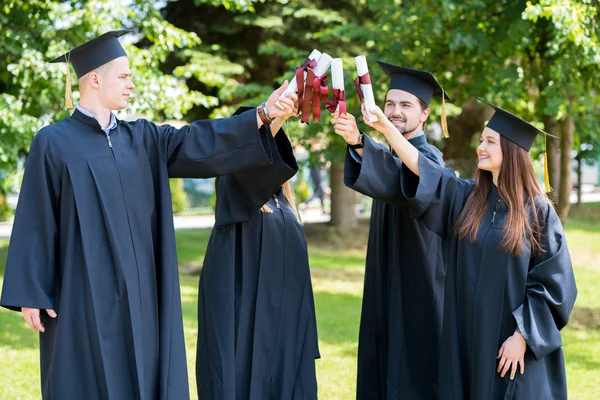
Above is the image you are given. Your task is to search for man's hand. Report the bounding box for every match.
[360,103,396,138]
[497,330,527,380]
[265,81,297,120]
[22,307,57,333]
[331,111,361,145]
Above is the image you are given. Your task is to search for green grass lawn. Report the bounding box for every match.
[0,207,599,399]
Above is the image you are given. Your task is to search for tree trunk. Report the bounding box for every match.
[444,99,493,178]
[543,115,561,193]
[329,162,358,228]
[558,116,574,223]
[576,150,583,207]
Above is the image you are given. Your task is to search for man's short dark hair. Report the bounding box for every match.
[419,99,428,130]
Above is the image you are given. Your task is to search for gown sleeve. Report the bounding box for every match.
[148,109,274,178]
[512,200,577,360]
[345,134,444,206]
[1,134,60,312]
[214,128,298,226]
[399,153,474,238]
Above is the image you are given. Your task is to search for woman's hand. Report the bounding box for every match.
[497,330,527,380]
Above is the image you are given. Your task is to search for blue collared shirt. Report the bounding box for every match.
[349,130,425,164]
[76,104,117,136]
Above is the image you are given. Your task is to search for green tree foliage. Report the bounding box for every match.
[2,0,598,223]
[169,178,188,214]
[0,0,219,218]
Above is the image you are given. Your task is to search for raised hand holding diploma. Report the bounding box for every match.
[326,58,346,116]
[355,55,378,122]
[361,103,420,173]
[360,103,393,135]
[257,81,298,128]
[276,49,322,110]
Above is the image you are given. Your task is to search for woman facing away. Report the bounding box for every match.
[348,97,577,399]
[196,104,320,399]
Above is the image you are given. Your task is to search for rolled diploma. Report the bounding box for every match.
[331,58,344,112]
[331,58,344,91]
[312,52,333,77]
[276,49,323,109]
[355,55,378,122]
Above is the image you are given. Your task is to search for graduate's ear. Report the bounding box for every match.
[420,107,431,123]
[88,71,101,89]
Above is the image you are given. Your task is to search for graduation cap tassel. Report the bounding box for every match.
[543,135,552,193]
[64,52,74,109]
[441,90,449,139]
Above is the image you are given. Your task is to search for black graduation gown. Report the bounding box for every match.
[344,134,445,400]
[400,154,577,400]
[0,108,276,400]
[196,130,319,400]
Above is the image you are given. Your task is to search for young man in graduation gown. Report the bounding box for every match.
[0,29,297,400]
[331,62,448,399]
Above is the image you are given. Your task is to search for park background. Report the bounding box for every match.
[1,0,599,398]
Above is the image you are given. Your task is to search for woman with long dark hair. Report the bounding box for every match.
[196,104,319,399]
[349,98,577,399]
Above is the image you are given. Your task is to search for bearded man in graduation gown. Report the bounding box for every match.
[0,29,298,400]
[331,62,448,399]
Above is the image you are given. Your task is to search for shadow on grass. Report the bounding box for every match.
[569,307,600,330]
[566,203,600,234]
[0,308,39,350]
[565,219,600,234]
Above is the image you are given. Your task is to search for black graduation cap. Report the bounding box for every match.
[478,97,558,192]
[477,97,559,152]
[377,61,451,138]
[231,106,255,117]
[49,29,132,78]
[376,61,451,105]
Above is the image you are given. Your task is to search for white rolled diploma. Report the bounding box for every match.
[312,52,333,78]
[330,58,344,113]
[331,58,344,91]
[276,49,323,110]
[355,55,378,122]
[284,49,322,95]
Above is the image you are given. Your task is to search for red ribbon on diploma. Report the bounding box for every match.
[354,72,371,102]
[296,58,317,117]
[300,68,316,124]
[326,89,346,115]
[311,74,329,122]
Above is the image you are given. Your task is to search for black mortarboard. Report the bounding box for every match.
[231,106,255,116]
[376,61,451,105]
[478,97,559,192]
[477,97,559,152]
[49,29,132,78]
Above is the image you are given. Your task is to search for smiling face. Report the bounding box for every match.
[384,89,430,137]
[477,127,504,177]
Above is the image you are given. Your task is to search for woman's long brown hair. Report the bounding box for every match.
[260,180,301,222]
[455,137,546,256]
